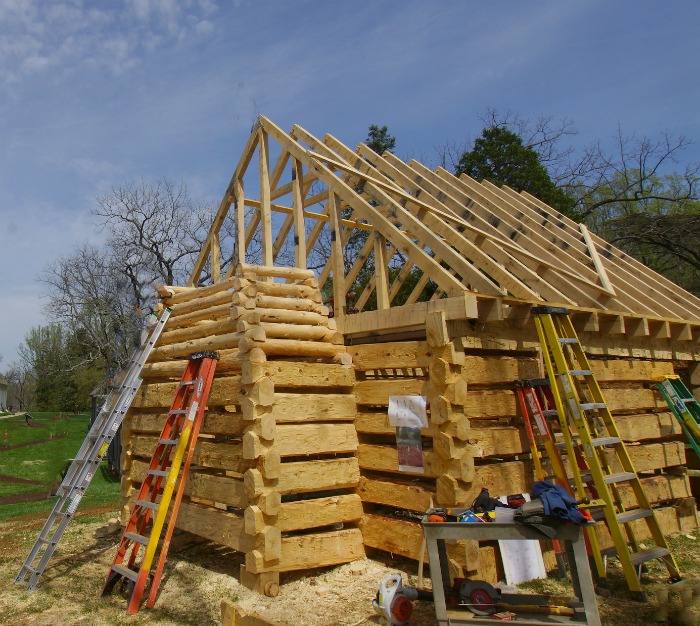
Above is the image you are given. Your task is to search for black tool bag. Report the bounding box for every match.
[513,498,561,539]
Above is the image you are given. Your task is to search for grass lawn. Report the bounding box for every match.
[0,412,121,521]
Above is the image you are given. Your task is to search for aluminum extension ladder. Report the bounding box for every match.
[655,375,700,458]
[532,305,682,598]
[102,350,219,614]
[15,308,171,591]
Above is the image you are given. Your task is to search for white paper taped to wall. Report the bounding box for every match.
[388,396,428,428]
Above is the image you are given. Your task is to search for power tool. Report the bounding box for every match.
[372,574,433,625]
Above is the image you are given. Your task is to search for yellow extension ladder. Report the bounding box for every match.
[532,306,682,598]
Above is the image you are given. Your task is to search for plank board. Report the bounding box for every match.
[245,458,360,496]
[275,494,364,532]
[272,423,358,456]
[175,501,254,552]
[246,529,365,573]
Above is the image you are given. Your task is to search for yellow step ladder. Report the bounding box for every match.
[102,350,219,614]
[532,306,682,597]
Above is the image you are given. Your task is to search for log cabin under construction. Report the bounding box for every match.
[121,116,700,594]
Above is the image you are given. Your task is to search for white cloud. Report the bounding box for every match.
[0,0,220,86]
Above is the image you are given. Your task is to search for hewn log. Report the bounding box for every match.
[244,458,360,497]
[159,317,238,346]
[234,278,321,302]
[241,361,354,387]
[176,501,254,552]
[239,337,346,358]
[255,293,327,313]
[148,332,243,361]
[357,476,435,512]
[348,341,426,370]
[129,410,244,435]
[245,529,365,573]
[245,392,356,422]
[159,277,236,305]
[167,290,233,316]
[129,436,253,473]
[132,375,246,408]
[355,411,470,440]
[245,494,363,533]
[166,303,233,328]
[141,349,244,379]
[245,423,358,458]
[239,320,334,342]
[357,444,474,482]
[236,263,315,281]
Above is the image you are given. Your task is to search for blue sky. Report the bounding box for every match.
[1,0,699,367]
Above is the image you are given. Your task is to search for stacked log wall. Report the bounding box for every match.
[120,264,364,594]
[350,311,698,582]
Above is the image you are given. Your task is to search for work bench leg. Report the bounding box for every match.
[567,534,601,626]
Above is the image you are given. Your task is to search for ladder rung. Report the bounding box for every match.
[180,380,196,386]
[617,509,653,525]
[604,471,637,484]
[170,410,188,415]
[591,436,620,447]
[629,546,670,567]
[569,369,592,376]
[147,469,168,477]
[580,402,606,411]
[543,410,558,418]
[682,398,696,404]
[124,532,149,545]
[159,438,179,445]
[110,564,140,582]
[136,500,158,510]
[558,338,579,344]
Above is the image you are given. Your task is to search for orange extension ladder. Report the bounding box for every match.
[102,350,219,614]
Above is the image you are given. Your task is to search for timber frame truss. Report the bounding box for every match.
[188,116,700,340]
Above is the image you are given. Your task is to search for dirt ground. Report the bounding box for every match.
[2,504,700,625]
[0,504,439,626]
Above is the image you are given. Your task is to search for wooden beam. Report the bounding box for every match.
[374,232,390,310]
[327,192,347,316]
[291,158,307,268]
[258,128,273,267]
[580,223,616,296]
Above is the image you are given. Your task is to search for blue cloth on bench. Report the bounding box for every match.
[531,480,588,525]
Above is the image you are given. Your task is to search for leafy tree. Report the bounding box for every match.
[366,125,396,155]
[456,126,576,215]
[18,325,71,410]
[5,361,34,410]
[591,172,700,294]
